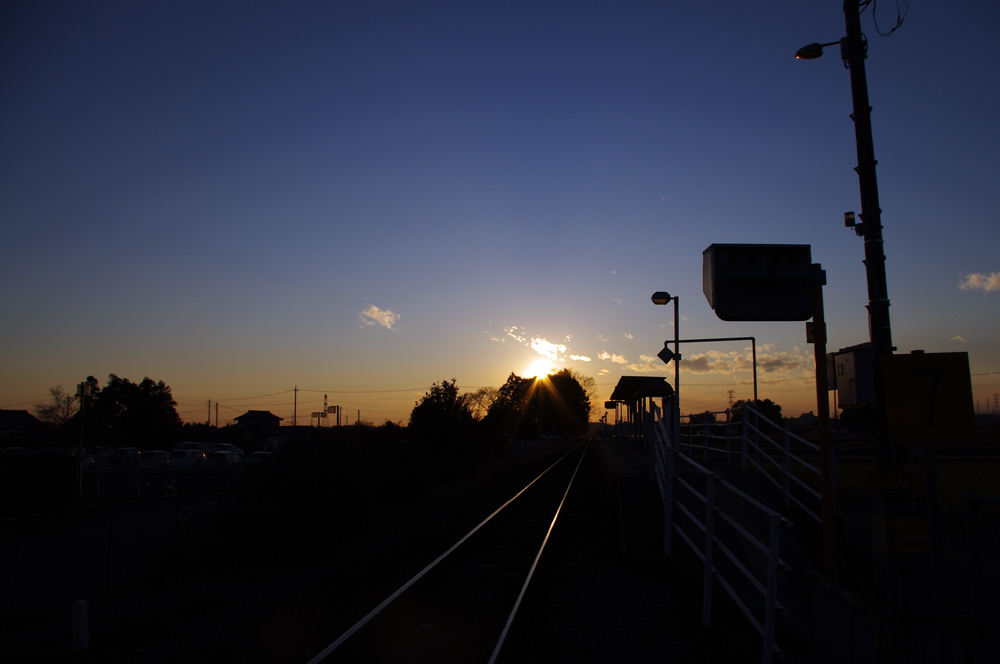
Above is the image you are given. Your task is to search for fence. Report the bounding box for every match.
[652,402,793,664]
[678,405,828,527]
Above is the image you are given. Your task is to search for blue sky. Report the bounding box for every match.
[2,1,998,425]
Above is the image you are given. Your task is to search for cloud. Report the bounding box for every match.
[951,335,968,342]
[505,326,527,343]
[624,332,633,340]
[531,337,568,361]
[359,305,399,329]
[570,355,591,361]
[959,272,1000,292]
[598,352,628,364]
[639,354,657,363]
[624,363,668,373]
[599,369,609,375]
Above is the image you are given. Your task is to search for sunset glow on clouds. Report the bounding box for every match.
[959,272,1000,293]
[359,305,400,329]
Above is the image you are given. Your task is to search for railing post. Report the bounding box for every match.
[725,409,732,466]
[782,428,791,509]
[664,443,675,555]
[762,512,781,664]
[702,475,716,626]
[741,411,749,471]
[702,415,709,461]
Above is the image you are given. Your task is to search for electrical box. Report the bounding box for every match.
[832,346,876,406]
[702,244,817,321]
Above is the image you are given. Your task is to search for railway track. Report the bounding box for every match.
[308,442,589,664]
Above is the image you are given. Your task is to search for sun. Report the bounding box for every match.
[527,359,555,379]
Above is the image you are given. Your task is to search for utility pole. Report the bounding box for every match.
[207,400,211,426]
[293,386,298,426]
[215,402,218,427]
[839,0,897,471]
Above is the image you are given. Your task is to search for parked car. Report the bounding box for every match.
[84,446,115,468]
[207,443,245,461]
[0,447,31,457]
[205,451,241,474]
[173,441,208,454]
[138,450,170,471]
[245,451,271,465]
[167,449,205,471]
[107,447,140,468]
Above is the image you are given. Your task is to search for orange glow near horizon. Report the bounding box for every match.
[526,360,555,379]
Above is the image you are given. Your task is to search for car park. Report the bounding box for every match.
[107,447,140,468]
[207,443,245,461]
[245,451,271,464]
[173,441,208,453]
[167,449,205,471]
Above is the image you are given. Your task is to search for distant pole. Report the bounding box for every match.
[215,402,218,427]
[293,386,298,426]
[207,400,211,426]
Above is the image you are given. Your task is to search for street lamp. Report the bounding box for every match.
[651,292,680,448]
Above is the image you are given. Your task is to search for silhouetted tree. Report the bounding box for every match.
[465,386,499,420]
[83,374,182,448]
[536,369,590,438]
[32,385,78,427]
[568,369,600,420]
[483,370,590,439]
[407,378,475,451]
[482,373,534,439]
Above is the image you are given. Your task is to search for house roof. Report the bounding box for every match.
[0,410,45,431]
[609,376,675,403]
[234,410,284,423]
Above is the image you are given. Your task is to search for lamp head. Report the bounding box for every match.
[795,42,825,60]
[651,291,672,305]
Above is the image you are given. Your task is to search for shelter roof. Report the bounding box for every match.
[609,376,674,402]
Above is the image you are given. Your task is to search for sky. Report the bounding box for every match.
[2,1,998,427]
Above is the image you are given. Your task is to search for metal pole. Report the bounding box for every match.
[673,296,681,450]
[842,0,896,474]
[812,264,837,583]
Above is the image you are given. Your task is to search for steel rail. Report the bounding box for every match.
[488,443,588,664]
[305,443,584,664]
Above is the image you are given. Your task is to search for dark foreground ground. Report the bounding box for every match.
[2,441,768,663]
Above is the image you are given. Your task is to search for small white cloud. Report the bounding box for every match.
[624,332,633,340]
[959,272,1000,292]
[531,337,567,361]
[570,355,591,362]
[599,369,609,375]
[951,335,968,342]
[614,298,623,305]
[639,354,657,363]
[598,351,611,361]
[360,305,399,329]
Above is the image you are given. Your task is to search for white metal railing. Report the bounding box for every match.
[678,405,828,526]
[652,402,790,664]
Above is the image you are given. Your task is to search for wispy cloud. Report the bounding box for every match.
[959,272,1000,293]
[359,305,399,329]
[624,332,633,340]
[598,351,628,364]
[599,369,609,375]
[570,355,591,361]
[951,335,968,342]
